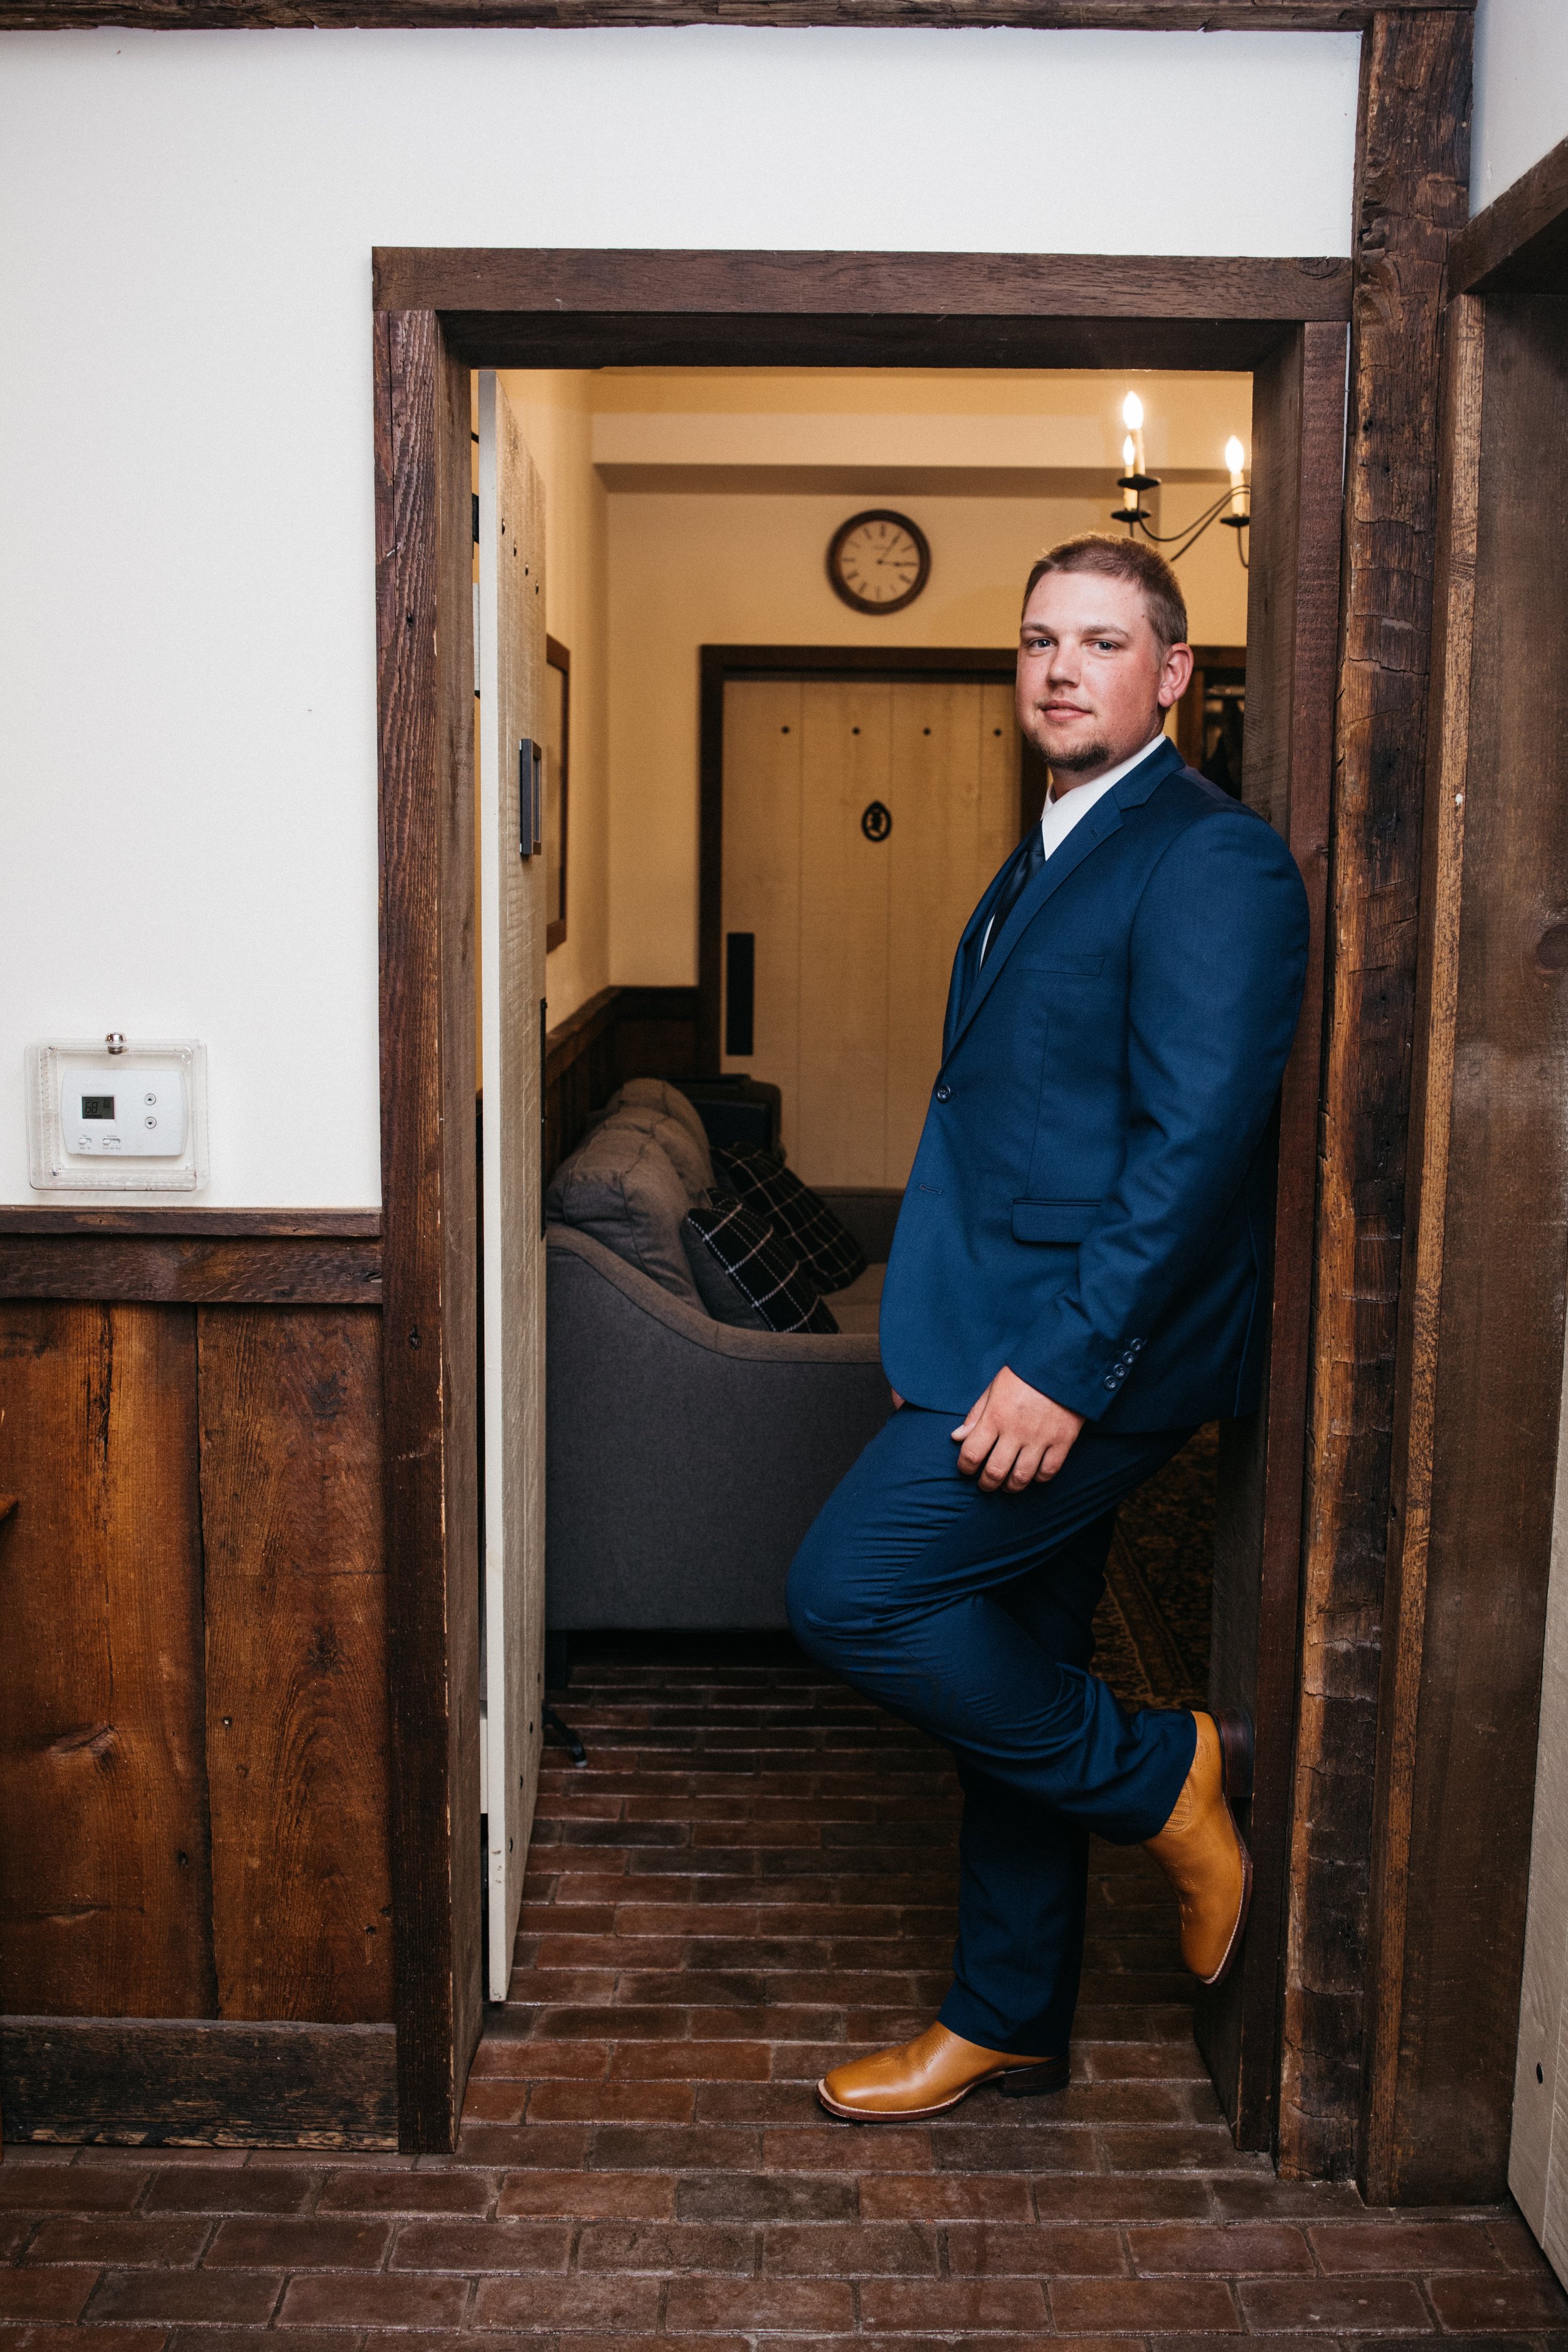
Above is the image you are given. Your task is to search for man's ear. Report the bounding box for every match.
[1157,641,1196,709]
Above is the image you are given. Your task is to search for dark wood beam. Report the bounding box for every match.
[374,305,483,2154]
[1279,1,1472,2187]
[0,1231,382,1304]
[0,2,1475,30]
[1449,129,1568,299]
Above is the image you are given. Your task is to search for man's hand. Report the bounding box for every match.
[952,1367,1084,1493]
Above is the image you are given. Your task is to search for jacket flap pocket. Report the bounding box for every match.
[1015,953,1106,977]
[1012,1198,1101,1244]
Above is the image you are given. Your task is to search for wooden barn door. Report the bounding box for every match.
[721,675,1015,1188]
[476,371,547,2005]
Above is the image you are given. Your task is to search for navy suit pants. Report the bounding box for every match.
[786,1407,1199,2055]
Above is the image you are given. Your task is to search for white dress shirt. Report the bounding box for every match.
[980,731,1168,962]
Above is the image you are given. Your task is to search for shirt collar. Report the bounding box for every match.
[1041,731,1170,846]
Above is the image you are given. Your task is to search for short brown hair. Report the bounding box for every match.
[1022,533,1188,650]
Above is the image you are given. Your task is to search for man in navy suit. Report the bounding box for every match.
[788,535,1310,2121]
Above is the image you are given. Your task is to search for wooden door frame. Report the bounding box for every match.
[1356,131,1568,2207]
[698,644,1020,1074]
[373,246,1348,2153]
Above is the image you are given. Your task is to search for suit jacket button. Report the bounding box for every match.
[935,1084,951,1103]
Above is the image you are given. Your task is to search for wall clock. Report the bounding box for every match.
[827,509,931,615]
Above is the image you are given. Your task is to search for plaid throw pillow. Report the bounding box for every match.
[712,1146,867,1293]
[681,1197,839,1335]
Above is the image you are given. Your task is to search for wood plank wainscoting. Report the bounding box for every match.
[0,993,689,2147]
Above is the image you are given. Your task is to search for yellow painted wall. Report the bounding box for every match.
[497,371,610,1028]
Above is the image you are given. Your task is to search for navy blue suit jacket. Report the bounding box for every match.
[879,737,1310,1429]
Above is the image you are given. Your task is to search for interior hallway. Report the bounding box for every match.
[3,1643,1565,2346]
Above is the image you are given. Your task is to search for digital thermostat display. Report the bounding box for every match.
[81,1095,115,1120]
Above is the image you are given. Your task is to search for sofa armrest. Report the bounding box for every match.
[546,1226,892,1629]
[815,1187,904,1265]
[545,1225,883,1362]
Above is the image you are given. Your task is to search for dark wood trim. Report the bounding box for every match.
[1362,290,1484,2205]
[698,644,1019,1071]
[1197,320,1347,2154]
[0,1,1474,26]
[0,2016,397,2148]
[546,631,570,955]
[374,250,1352,374]
[0,1232,381,1305]
[1449,129,1568,299]
[374,305,482,2154]
[1280,3,1473,2187]
[544,983,620,1085]
[0,1207,380,1236]
[376,249,1353,323]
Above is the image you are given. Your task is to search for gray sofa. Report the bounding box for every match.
[545,1156,899,1633]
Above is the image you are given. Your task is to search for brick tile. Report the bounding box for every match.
[859,2174,1034,2222]
[388,2218,571,2272]
[587,2125,758,2171]
[458,2081,527,2124]
[1129,2221,1315,2272]
[84,2271,283,2325]
[0,2272,101,2324]
[0,2168,146,2213]
[1099,2124,1258,2171]
[470,2038,609,2079]
[859,2277,1050,2330]
[608,2040,770,2081]
[933,2124,1096,2175]
[675,2171,857,2223]
[1210,2175,1368,2221]
[470,2272,663,2331]
[1489,2216,1557,2271]
[1311,2220,1507,2273]
[317,2170,495,2216]
[450,2123,589,2168]
[1083,2040,1209,2080]
[495,2171,673,2220]
[1238,2277,1436,2332]
[945,2223,1128,2275]
[525,2080,692,2124]
[1052,2275,1242,2332]
[141,2168,319,2216]
[696,2082,821,2125]
[576,2220,757,2273]
[765,2221,938,2274]
[278,2274,469,2328]
[1034,2175,1213,2221]
[763,2126,933,2172]
[0,2331,169,2352]
[24,2217,209,2267]
[662,2275,857,2333]
[205,2216,391,2269]
[1428,2274,1568,2329]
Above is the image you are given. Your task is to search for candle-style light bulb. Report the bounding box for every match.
[1122,434,1138,509]
[1121,390,1147,479]
[1225,435,1247,515]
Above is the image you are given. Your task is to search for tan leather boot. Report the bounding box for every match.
[817,2021,1067,2121]
[1142,1709,1254,1987]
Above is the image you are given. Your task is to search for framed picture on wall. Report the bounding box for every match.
[544,635,570,952]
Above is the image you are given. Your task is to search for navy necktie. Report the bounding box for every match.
[980,827,1046,965]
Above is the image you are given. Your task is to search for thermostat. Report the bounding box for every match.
[27,1037,208,1192]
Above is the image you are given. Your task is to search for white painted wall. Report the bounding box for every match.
[0,27,1358,1205]
[1472,0,1568,215]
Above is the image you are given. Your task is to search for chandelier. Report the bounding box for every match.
[1112,393,1251,568]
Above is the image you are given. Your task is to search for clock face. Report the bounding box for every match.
[828,510,931,615]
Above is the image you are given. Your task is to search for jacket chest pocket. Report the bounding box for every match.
[1016,952,1108,980]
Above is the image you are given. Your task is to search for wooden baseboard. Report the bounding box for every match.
[1,2016,398,2148]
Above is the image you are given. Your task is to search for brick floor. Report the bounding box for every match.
[4,1640,1566,2346]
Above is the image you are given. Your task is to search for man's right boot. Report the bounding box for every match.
[1142,1708,1253,1987]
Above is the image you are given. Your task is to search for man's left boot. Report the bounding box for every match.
[1142,1708,1254,1987]
[817,2021,1068,2121]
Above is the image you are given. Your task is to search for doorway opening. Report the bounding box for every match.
[374,253,1346,2156]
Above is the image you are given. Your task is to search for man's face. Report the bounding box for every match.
[1015,569,1193,782]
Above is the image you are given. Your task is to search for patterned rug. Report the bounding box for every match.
[1092,1421,1217,1710]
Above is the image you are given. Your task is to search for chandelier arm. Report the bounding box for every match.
[1130,489,1239,548]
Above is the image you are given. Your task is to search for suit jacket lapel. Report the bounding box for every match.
[941,835,1036,1061]
[941,738,1184,1063]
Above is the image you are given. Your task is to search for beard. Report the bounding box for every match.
[1046,737,1111,775]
